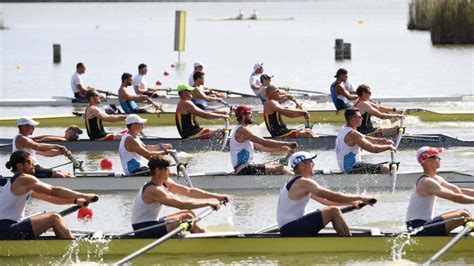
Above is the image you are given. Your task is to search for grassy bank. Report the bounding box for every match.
[408,0,474,44]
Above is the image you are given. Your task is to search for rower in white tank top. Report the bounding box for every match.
[406,175,437,222]
[335,126,361,172]
[277,176,310,228]
[229,125,255,173]
[119,133,146,175]
[131,181,167,225]
[0,174,32,222]
[12,134,37,164]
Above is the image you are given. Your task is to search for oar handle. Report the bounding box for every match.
[340,199,377,213]
[97,89,118,97]
[59,205,81,217]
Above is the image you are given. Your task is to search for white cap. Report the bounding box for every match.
[125,114,147,125]
[16,117,39,127]
[289,151,317,169]
[253,63,263,71]
[193,62,204,68]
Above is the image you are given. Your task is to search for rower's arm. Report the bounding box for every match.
[77,83,88,94]
[246,131,293,152]
[134,84,148,95]
[310,194,350,206]
[17,136,66,154]
[352,131,394,153]
[364,102,402,120]
[269,101,307,118]
[193,87,221,103]
[335,84,357,100]
[148,184,219,210]
[92,107,126,123]
[34,135,68,142]
[424,178,474,204]
[185,101,228,120]
[124,137,166,159]
[305,178,373,204]
[167,179,228,201]
[119,87,149,102]
[437,177,474,197]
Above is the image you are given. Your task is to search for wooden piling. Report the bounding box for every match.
[53,44,61,63]
[343,43,351,59]
[335,39,344,60]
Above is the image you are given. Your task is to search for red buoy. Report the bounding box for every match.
[77,207,93,220]
[155,80,162,86]
[163,71,169,76]
[100,157,113,170]
[170,64,176,68]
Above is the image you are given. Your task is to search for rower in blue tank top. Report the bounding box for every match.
[330,68,358,111]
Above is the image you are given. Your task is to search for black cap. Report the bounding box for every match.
[335,68,348,78]
[260,74,273,83]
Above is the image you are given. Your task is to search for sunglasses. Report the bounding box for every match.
[428,155,441,160]
[24,159,35,166]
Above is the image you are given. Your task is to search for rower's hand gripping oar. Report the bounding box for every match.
[59,195,99,217]
[390,118,405,193]
[115,201,226,265]
[168,150,193,188]
[289,96,312,130]
[221,119,230,151]
[65,151,84,172]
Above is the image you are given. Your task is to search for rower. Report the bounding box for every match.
[119,72,159,114]
[191,71,227,110]
[354,84,405,137]
[119,114,173,176]
[132,63,168,99]
[235,10,244,20]
[263,85,316,138]
[0,150,99,240]
[33,125,83,142]
[330,68,358,111]
[250,9,258,20]
[405,146,474,235]
[230,105,297,175]
[188,61,204,87]
[131,156,229,238]
[277,151,376,236]
[84,88,126,141]
[175,84,229,139]
[249,63,264,97]
[335,108,395,174]
[258,74,296,104]
[70,62,91,101]
[13,117,73,178]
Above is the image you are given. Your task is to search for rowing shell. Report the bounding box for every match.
[197,16,295,21]
[1,170,471,191]
[0,133,471,152]
[0,108,472,127]
[1,232,473,257]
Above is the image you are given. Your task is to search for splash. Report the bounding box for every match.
[390,227,422,261]
[55,233,112,265]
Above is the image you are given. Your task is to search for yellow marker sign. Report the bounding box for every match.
[174,11,186,52]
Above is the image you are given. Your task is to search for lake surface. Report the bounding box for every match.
[0,0,473,264]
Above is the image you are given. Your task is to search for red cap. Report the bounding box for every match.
[235,105,253,118]
[416,146,443,164]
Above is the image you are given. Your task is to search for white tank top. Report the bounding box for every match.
[335,126,361,172]
[131,182,166,224]
[119,133,146,175]
[229,125,254,172]
[0,174,32,222]
[406,176,437,222]
[12,134,37,164]
[277,176,310,228]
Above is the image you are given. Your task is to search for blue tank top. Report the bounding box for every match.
[120,100,139,114]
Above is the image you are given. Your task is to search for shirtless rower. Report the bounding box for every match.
[0,150,98,240]
[84,88,126,141]
[277,151,376,236]
[191,71,227,111]
[119,114,173,176]
[119,72,162,114]
[131,156,229,238]
[405,147,474,235]
[263,86,316,138]
[13,117,73,178]
[175,84,229,139]
[230,105,297,175]
[335,108,395,174]
[330,68,358,111]
[354,84,404,137]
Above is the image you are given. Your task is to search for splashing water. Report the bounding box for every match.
[390,227,423,261]
[56,233,112,265]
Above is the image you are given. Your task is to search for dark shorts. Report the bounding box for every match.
[280,210,325,237]
[406,216,447,236]
[357,126,377,135]
[89,133,114,141]
[349,162,384,175]
[132,217,167,238]
[270,128,297,138]
[34,164,53,178]
[130,166,150,176]
[236,164,266,175]
[335,99,352,111]
[195,103,208,110]
[0,218,35,240]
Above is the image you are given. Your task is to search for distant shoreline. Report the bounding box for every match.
[1,0,292,2]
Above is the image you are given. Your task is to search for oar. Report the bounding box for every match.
[289,97,312,130]
[389,118,405,193]
[254,199,376,234]
[66,152,84,172]
[97,89,118,97]
[211,88,257,98]
[279,86,329,96]
[59,195,99,217]
[168,150,193,187]
[115,204,220,265]
[425,221,474,264]
[221,119,230,151]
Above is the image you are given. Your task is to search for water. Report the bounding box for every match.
[0,0,473,264]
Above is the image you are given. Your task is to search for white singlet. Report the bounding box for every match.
[132,74,147,94]
[12,134,37,164]
[277,176,310,228]
[131,182,167,224]
[0,175,32,222]
[406,175,437,222]
[335,126,361,172]
[119,133,147,175]
[70,72,83,94]
[229,125,255,172]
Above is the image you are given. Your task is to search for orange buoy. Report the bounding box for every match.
[77,207,93,220]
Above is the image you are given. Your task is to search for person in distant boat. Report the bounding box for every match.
[263,86,316,138]
[354,84,404,137]
[405,146,474,236]
[330,68,358,111]
[131,156,229,238]
[13,117,73,178]
[249,63,264,97]
[119,73,163,114]
[230,105,297,175]
[119,114,173,176]
[132,63,168,99]
[70,62,91,100]
[188,61,204,87]
[0,150,99,240]
[191,71,227,111]
[175,84,229,139]
[250,9,258,20]
[84,88,126,141]
[33,125,83,142]
[335,108,395,175]
[277,151,376,237]
[236,10,244,20]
